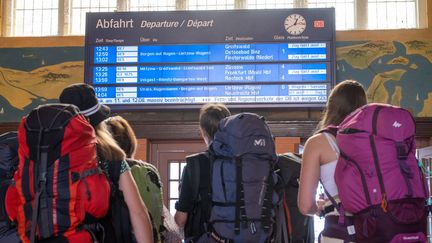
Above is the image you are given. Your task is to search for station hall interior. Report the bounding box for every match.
[1,1,432,232]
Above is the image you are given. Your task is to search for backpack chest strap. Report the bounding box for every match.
[71,167,102,184]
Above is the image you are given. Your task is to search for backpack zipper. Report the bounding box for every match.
[339,151,372,207]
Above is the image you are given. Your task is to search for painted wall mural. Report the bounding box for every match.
[337,40,432,117]
[0,47,83,122]
[0,41,432,122]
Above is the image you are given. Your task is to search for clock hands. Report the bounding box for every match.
[285,19,298,29]
[286,17,305,29]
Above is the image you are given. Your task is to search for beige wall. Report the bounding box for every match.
[0,1,3,34]
[0,1,431,45]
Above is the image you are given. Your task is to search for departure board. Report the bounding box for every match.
[84,9,336,109]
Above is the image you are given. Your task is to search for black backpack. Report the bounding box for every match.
[99,161,135,243]
[182,152,212,242]
[273,153,314,243]
[0,132,19,242]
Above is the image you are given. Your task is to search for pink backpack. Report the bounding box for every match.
[334,103,427,243]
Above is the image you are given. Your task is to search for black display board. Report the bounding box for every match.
[84,9,335,109]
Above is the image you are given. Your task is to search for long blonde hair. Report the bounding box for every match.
[105,116,137,158]
[94,122,126,162]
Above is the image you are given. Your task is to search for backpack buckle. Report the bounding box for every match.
[396,142,408,160]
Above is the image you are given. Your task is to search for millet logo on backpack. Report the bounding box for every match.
[254,138,266,147]
[392,121,402,128]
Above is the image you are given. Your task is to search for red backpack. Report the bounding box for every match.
[6,104,110,243]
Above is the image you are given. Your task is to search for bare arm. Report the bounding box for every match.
[298,134,322,216]
[174,211,188,228]
[119,170,153,243]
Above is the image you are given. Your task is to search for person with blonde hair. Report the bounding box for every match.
[59,83,153,243]
[104,115,183,243]
[104,115,138,158]
[298,80,367,242]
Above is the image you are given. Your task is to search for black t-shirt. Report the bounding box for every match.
[175,152,212,240]
[175,162,196,212]
[175,152,211,212]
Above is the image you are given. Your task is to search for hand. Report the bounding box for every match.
[315,198,326,217]
[317,198,325,211]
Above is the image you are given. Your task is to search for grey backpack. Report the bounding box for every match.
[208,113,278,243]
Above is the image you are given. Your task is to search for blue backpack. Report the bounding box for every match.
[208,113,278,243]
[0,132,19,243]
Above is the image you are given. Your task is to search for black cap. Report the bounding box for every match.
[59,83,110,127]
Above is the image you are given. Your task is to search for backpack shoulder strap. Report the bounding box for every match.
[125,158,141,167]
[106,160,134,243]
[318,125,338,137]
[185,152,209,201]
[272,192,290,243]
[322,132,340,156]
[319,178,341,214]
[31,129,52,243]
[107,160,123,186]
[183,152,212,240]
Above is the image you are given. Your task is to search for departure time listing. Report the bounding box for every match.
[94,84,328,104]
[93,42,328,64]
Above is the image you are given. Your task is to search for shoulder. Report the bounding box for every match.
[185,152,210,173]
[100,160,130,183]
[305,133,328,148]
[303,133,332,159]
[185,151,209,162]
[181,153,209,183]
[126,158,142,167]
[120,160,131,174]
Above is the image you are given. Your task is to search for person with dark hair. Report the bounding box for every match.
[298,80,367,242]
[174,103,231,242]
[59,83,153,243]
[197,103,231,146]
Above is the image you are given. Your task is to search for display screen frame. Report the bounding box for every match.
[84,8,336,110]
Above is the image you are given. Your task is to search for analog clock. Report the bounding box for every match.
[284,14,306,35]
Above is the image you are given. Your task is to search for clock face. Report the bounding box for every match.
[284,14,306,35]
